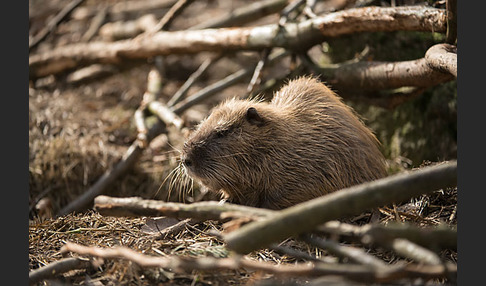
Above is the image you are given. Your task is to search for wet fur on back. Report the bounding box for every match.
[181,76,387,209]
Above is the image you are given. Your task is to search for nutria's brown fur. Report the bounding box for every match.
[181,76,387,209]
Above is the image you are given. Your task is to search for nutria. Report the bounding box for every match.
[180,76,387,209]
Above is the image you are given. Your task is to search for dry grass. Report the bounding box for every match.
[28,187,457,285]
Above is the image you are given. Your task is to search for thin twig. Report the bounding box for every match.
[167,54,223,107]
[29,0,85,51]
[269,243,323,262]
[65,64,117,84]
[190,0,289,30]
[170,50,289,114]
[303,0,317,18]
[134,107,148,147]
[99,14,158,40]
[279,0,306,26]
[147,101,184,130]
[81,6,107,42]
[135,67,165,147]
[71,0,177,20]
[145,0,197,34]
[246,48,272,95]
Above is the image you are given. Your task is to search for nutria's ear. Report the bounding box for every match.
[246,107,265,126]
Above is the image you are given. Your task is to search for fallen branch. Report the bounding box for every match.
[147,101,184,130]
[60,242,456,283]
[29,257,91,285]
[302,235,388,268]
[317,221,457,250]
[305,44,455,92]
[29,6,446,78]
[425,43,457,78]
[134,107,148,146]
[65,64,117,84]
[224,161,457,254]
[388,238,442,265]
[94,195,274,220]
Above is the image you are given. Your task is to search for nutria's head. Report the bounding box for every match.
[181,98,279,205]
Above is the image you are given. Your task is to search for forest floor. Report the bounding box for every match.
[29,0,457,285]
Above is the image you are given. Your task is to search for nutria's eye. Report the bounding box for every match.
[215,128,230,138]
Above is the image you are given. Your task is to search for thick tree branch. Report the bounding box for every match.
[29,6,446,79]
[425,43,457,78]
[224,161,457,254]
[307,44,455,91]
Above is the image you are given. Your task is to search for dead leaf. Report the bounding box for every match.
[140,216,182,235]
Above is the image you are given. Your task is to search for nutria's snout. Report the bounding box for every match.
[181,143,195,170]
[180,153,191,167]
[181,141,206,175]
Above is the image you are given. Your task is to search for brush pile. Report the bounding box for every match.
[29,0,457,285]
